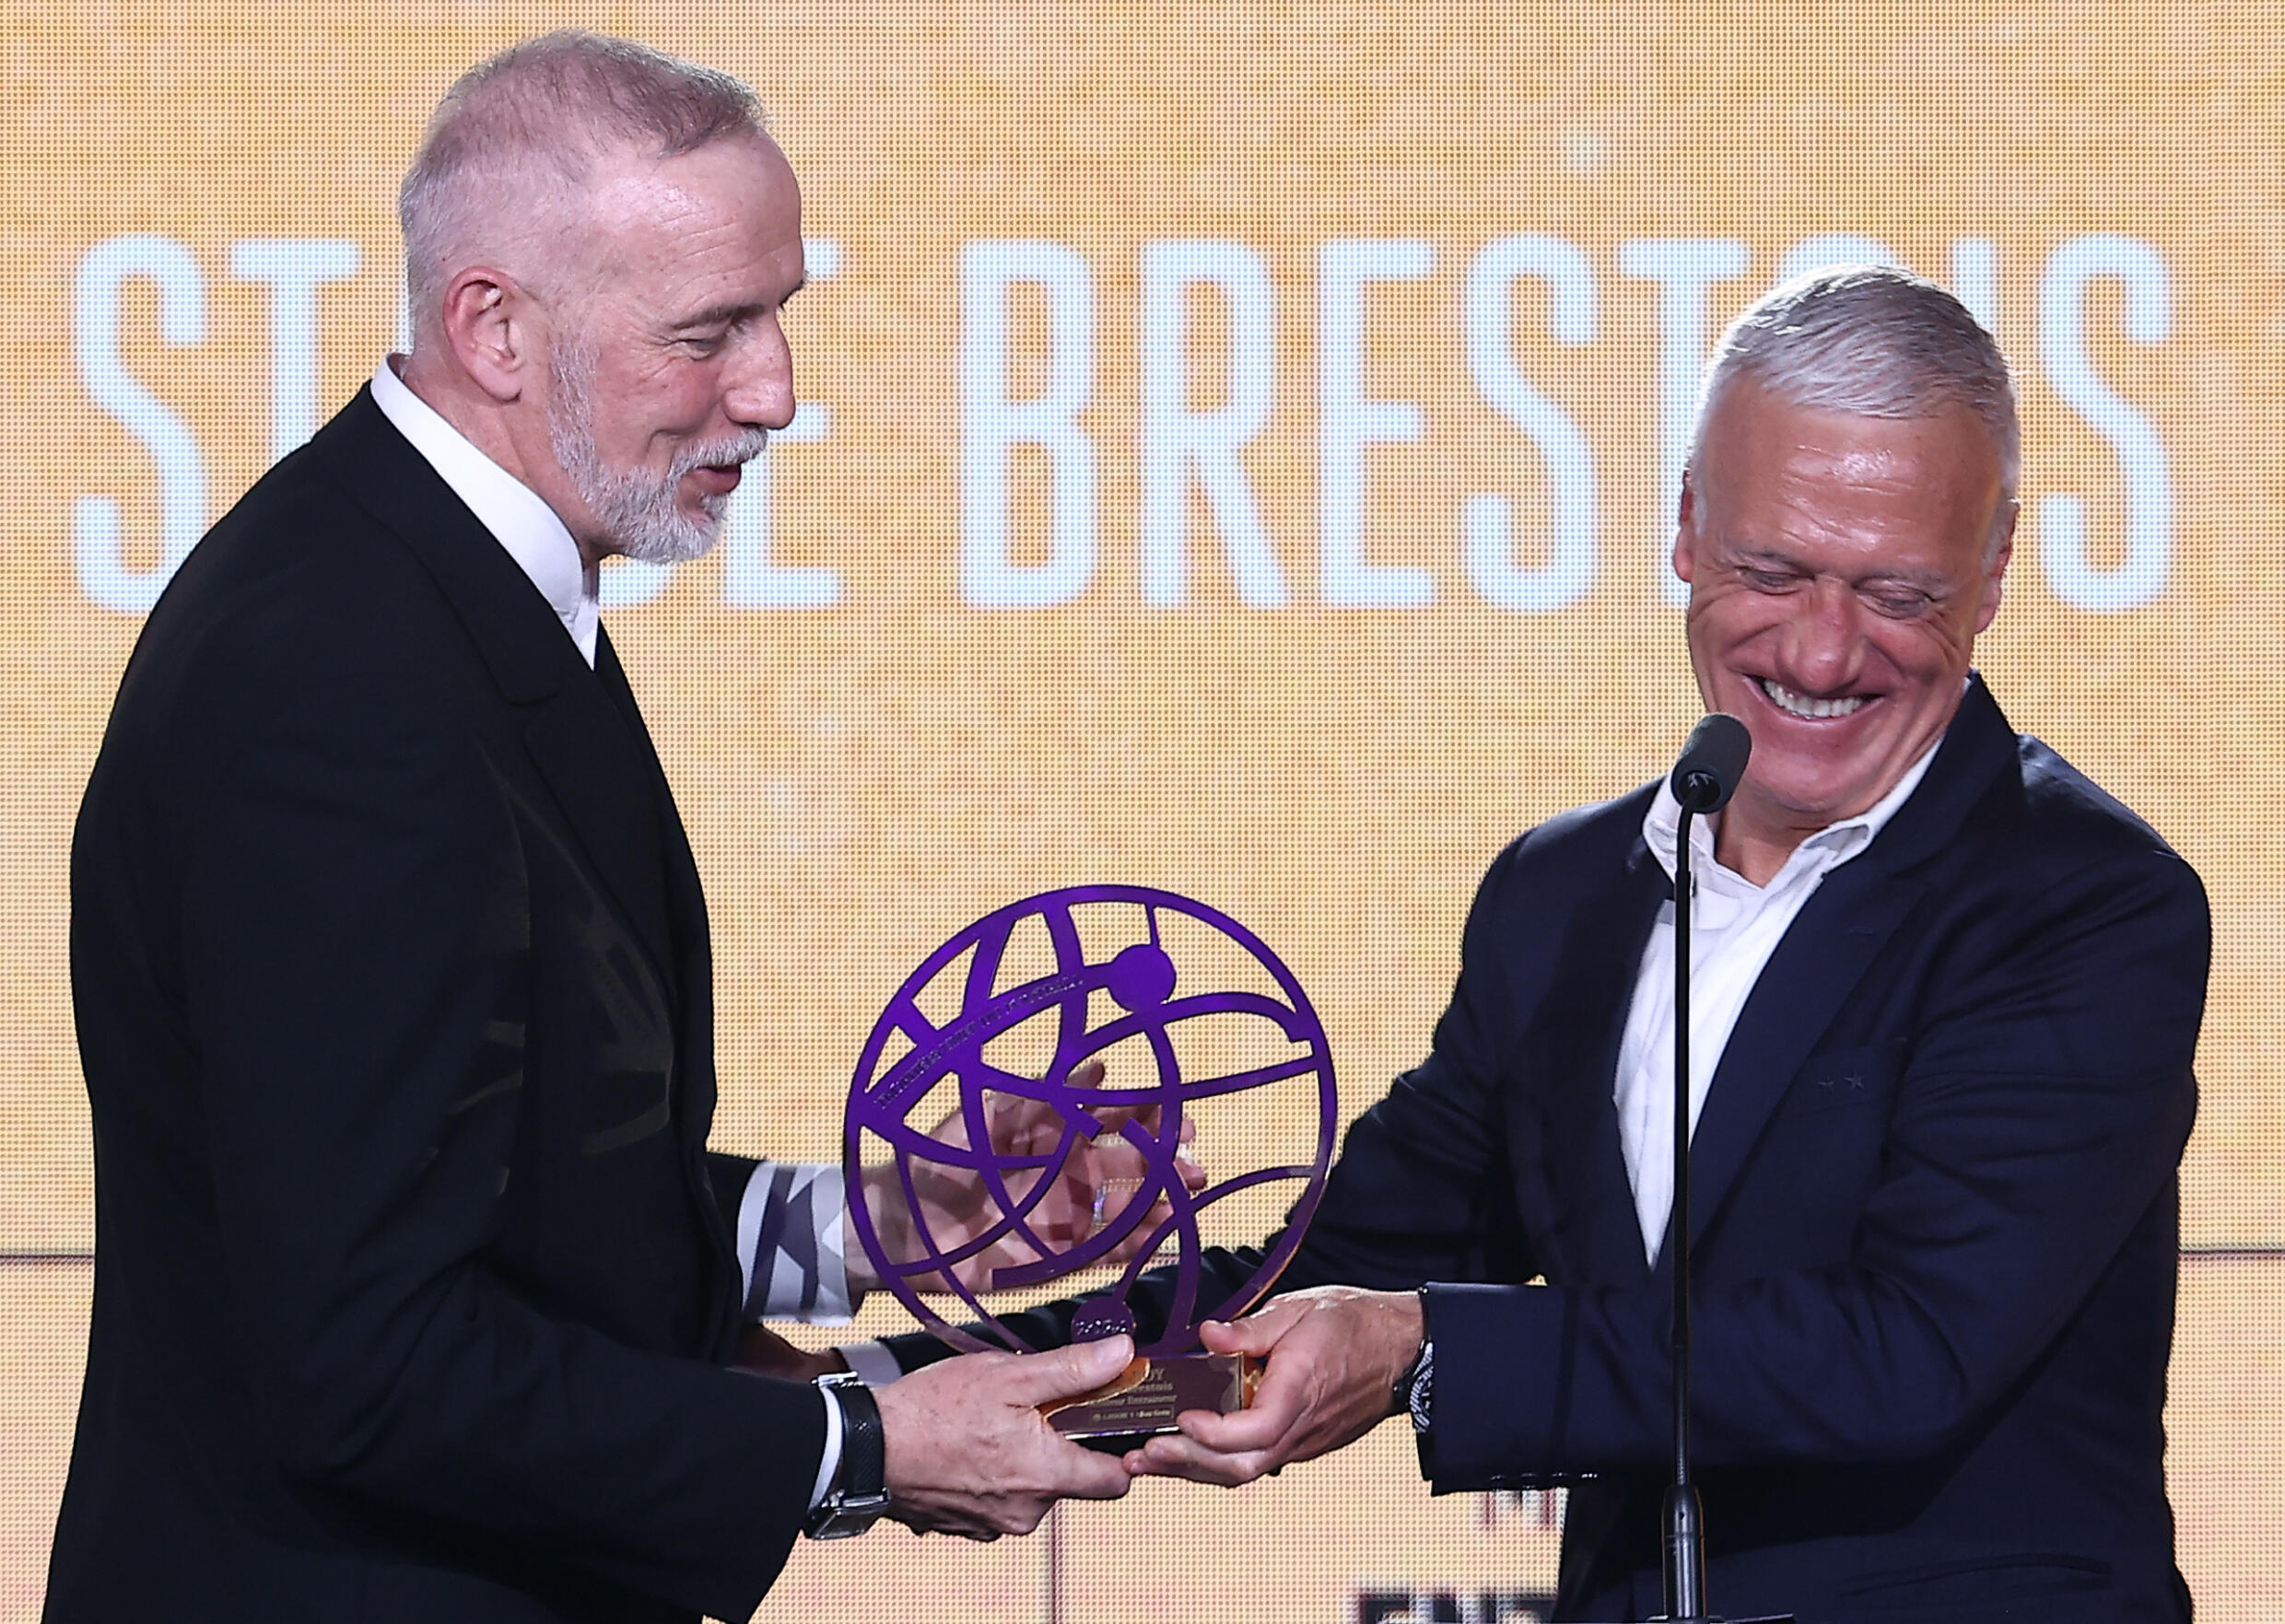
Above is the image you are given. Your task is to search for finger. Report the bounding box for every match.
[1172,1396,1299,1455]
[1130,1431,1273,1486]
[1196,1314,1290,1357]
[1000,1335,1135,1404]
[1039,1439,1138,1501]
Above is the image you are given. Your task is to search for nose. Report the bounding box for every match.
[723,314,797,434]
[1776,577,1867,695]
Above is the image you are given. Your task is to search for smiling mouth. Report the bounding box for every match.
[1756,676,1869,720]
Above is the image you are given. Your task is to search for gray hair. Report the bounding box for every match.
[399,31,768,343]
[1689,264,2020,555]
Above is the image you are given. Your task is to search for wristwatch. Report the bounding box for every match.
[804,1372,891,1538]
[1395,1287,1435,1434]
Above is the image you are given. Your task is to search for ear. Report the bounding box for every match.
[1670,468,1701,586]
[438,268,534,404]
[1975,499,2019,633]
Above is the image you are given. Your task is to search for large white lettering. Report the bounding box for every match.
[1319,240,1435,608]
[1463,236,1597,613]
[229,239,360,462]
[1140,240,1283,608]
[1618,239,1749,604]
[65,230,2180,619]
[719,238,846,611]
[2038,235,2173,612]
[961,241,1096,608]
[75,236,206,614]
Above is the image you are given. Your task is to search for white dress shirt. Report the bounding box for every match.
[369,359,850,1507]
[369,357,600,665]
[1613,742,1939,1263]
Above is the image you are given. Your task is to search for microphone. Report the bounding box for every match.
[1657,713,1751,1623]
[1670,712,1752,814]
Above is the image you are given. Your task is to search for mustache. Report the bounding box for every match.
[672,429,770,480]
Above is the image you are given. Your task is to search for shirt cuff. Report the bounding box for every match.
[736,1161,862,1324]
[838,1339,908,1389]
[807,1382,843,1512]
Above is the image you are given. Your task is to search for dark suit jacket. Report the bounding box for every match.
[51,388,819,1623]
[908,679,2208,1624]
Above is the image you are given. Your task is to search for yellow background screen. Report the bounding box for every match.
[1,2,2276,1619]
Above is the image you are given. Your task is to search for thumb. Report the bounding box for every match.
[1008,1336,1135,1404]
[1197,1314,1282,1357]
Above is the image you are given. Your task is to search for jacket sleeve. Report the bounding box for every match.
[179,660,819,1621]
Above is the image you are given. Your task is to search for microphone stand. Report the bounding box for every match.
[1661,804,1708,1623]
[1650,713,1775,1624]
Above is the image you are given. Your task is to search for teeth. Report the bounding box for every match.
[1757,677,1868,719]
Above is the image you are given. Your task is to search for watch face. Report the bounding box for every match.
[1406,1342,1435,1432]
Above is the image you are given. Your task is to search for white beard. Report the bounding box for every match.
[546,339,768,565]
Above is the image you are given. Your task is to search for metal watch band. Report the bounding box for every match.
[804,1372,891,1538]
[1405,1338,1435,1434]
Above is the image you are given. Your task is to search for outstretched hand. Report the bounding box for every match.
[1123,1286,1424,1485]
[855,1057,1205,1295]
[875,1336,1140,1538]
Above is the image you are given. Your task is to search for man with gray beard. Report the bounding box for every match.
[49,32,1139,1624]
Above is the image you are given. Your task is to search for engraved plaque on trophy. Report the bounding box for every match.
[845,885,1336,1452]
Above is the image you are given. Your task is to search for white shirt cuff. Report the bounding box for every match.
[806,1383,842,1512]
[838,1339,908,1389]
[734,1160,862,1324]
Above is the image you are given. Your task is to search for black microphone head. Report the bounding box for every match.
[1670,712,1752,813]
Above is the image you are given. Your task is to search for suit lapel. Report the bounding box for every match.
[1679,677,2020,1252]
[594,628,709,979]
[596,626,735,1340]
[520,686,677,993]
[1681,861,1926,1252]
[311,387,678,990]
[593,632,719,1155]
[1536,843,1669,1286]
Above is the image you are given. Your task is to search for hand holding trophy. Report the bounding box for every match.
[846,885,1338,1452]
[850,1056,1207,1296]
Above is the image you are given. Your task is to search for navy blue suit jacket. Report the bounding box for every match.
[1316,679,2205,1620]
[909,679,2208,1623]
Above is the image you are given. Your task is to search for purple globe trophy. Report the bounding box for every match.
[846,885,1336,1450]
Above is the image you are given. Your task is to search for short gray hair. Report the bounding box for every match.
[1689,264,2020,554]
[399,32,768,341]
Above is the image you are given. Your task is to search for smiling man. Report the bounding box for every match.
[48,33,1140,1624]
[1673,359,2013,886]
[951,267,2209,1622]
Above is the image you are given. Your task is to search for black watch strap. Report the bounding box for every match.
[805,1373,891,1538]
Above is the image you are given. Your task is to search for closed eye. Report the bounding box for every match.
[1737,566,1802,592]
[1862,587,1937,618]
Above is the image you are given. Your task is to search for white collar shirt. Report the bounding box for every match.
[1613,740,1940,1263]
[369,356,601,668]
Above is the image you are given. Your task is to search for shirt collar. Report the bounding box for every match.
[369,356,600,667]
[1642,723,1944,894]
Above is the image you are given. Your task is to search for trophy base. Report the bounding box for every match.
[1040,1351,1262,1454]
